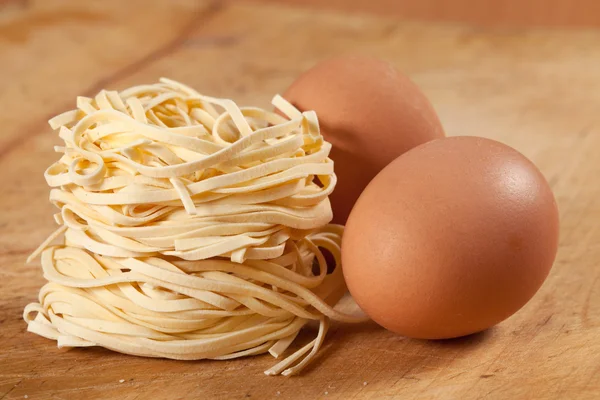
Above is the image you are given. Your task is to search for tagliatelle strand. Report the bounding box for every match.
[24,78,367,376]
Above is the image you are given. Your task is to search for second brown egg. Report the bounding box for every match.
[283,55,445,224]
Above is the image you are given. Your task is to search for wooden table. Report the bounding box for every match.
[1,1,599,399]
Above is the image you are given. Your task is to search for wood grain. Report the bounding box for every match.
[236,0,600,27]
[1,1,600,399]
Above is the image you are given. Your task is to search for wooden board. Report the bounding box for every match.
[237,0,600,27]
[1,0,599,399]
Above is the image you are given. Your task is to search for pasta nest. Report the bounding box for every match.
[23,78,364,376]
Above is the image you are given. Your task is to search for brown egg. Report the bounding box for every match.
[342,136,560,339]
[283,55,444,224]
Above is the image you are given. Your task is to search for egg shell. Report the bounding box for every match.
[342,136,560,339]
[283,55,445,224]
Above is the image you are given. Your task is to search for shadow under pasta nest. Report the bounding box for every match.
[52,318,495,377]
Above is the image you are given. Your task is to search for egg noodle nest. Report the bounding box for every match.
[23,78,365,376]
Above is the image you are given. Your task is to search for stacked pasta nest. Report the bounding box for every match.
[24,78,363,376]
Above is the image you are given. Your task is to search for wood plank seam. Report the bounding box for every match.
[0,0,225,161]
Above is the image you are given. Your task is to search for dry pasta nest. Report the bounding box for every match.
[24,78,365,376]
